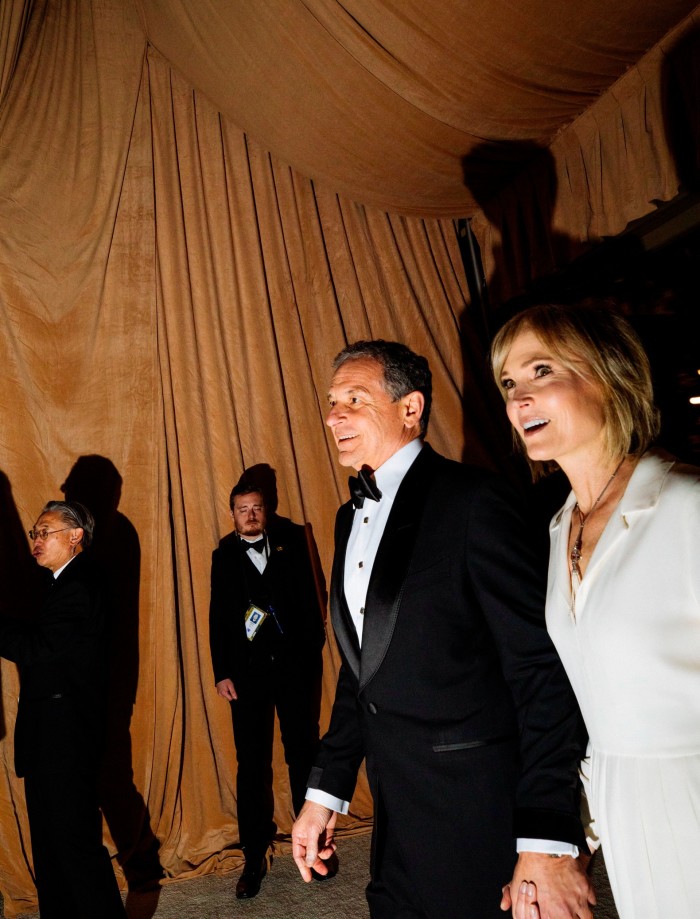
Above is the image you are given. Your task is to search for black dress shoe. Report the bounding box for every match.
[236,857,268,899]
[311,851,339,881]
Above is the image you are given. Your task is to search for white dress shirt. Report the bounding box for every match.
[240,534,269,573]
[343,439,423,644]
[54,555,77,578]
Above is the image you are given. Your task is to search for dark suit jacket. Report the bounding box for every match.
[0,552,109,778]
[209,518,325,689]
[309,445,585,896]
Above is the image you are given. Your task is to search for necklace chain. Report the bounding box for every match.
[570,458,625,580]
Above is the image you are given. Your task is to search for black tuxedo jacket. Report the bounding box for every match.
[209,518,325,689]
[0,552,109,778]
[309,445,585,887]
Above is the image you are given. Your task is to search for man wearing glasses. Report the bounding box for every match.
[0,500,126,917]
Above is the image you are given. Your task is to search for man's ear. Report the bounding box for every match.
[402,391,425,430]
[70,528,84,545]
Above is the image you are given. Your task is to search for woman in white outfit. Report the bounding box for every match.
[491,303,700,919]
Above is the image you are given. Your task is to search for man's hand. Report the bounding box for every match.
[500,853,595,919]
[215,678,237,701]
[291,802,337,882]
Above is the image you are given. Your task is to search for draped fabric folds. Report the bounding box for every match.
[0,3,497,913]
[1,0,699,914]
[135,0,700,301]
[137,0,700,218]
[470,7,700,304]
[0,0,32,103]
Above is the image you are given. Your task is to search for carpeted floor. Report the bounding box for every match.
[1,832,619,918]
[123,833,372,919]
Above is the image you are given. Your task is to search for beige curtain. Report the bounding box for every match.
[0,0,32,103]
[0,2,502,913]
[136,0,700,299]
[0,2,154,912]
[2,1,698,913]
[470,8,700,303]
[137,0,700,216]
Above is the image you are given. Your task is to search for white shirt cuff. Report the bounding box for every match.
[305,787,350,815]
[516,838,579,858]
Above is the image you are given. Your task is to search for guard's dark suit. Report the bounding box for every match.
[309,445,586,919]
[0,552,125,918]
[209,518,325,858]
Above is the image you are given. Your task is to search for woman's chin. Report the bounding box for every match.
[524,443,555,463]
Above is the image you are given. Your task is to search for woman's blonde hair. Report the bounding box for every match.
[490,303,660,479]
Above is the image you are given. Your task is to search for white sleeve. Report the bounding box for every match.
[305,787,350,815]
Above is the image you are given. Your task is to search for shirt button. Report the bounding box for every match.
[363,517,369,524]
[368,702,378,715]
[358,561,363,568]
[360,606,365,616]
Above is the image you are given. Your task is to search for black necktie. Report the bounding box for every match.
[349,470,382,508]
[244,538,266,553]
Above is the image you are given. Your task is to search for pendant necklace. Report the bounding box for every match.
[570,457,625,586]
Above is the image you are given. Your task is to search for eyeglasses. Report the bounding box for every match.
[28,526,74,541]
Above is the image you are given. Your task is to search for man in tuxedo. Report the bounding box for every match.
[209,481,327,899]
[0,500,126,918]
[292,340,595,918]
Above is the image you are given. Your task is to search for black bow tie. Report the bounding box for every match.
[243,537,266,553]
[349,470,382,508]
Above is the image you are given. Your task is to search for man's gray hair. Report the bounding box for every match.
[333,340,432,436]
[42,500,95,548]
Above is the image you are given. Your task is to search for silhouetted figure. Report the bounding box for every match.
[0,472,45,763]
[61,456,163,909]
[462,140,577,314]
[461,141,629,523]
[663,24,700,196]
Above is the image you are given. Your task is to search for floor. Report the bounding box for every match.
[1,832,619,919]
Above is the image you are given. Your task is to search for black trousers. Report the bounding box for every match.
[365,742,519,919]
[24,767,126,918]
[365,797,514,919]
[231,650,321,859]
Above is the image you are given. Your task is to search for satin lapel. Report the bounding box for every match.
[330,500,361,679]
[359,445,434,691]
